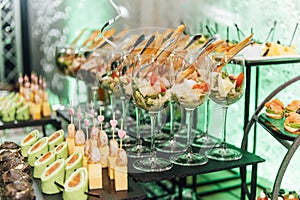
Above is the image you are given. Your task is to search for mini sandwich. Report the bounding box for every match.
[285,100,300,116]
[264,98,284,119]
[284,112,300,134]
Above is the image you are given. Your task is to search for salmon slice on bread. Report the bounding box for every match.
[265,98,284,119]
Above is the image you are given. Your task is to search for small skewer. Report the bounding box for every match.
[264,27,274,43]
[84,112,89,140]
[205,25,213,37]
[289,23,298,46]
[271,20,277,42]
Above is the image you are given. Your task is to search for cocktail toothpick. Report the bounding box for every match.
[69,100,74,124]
[77,107,83,130]
[110,112,118,140]
[98,107,104,131]
[90,101,95,127]
[117,119,126,149]
[84,112,89,140]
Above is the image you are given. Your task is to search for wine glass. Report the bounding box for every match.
[96,48,122,116]
[192,99,221,148]
[131,54,173,172]
[205,53,245,161]
[169,54,210,166]
[118,54,150,157]
[157,55,186,153]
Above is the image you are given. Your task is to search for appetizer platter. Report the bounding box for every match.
[258,98,300,141]
[0,73,52,123]
[0,98,149,200]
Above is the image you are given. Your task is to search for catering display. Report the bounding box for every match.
[263,98,300,136]
[0,73,51,123]
[0,141,35,200]
[2,0,300,196]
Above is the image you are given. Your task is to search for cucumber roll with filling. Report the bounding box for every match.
[20,129,40,157]
[63,167,88,200]
[65,152,83,180]
[48,129,64,150]
[41,158,65,194]
[33,150,56,178]
[27,137,49,166]
[55,141,68,160]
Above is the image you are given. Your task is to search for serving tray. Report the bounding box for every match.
[32,168,148,200]
[258,113,298,141]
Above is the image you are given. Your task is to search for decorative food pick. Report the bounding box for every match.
[110,112,118,140]
[77,108,83,130]
[90,101,95,127]
[84,112,89,140]
[98,107,105,131]
[69,100,74,124]
[117,119,126,149]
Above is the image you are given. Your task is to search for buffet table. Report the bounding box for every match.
[0,114,62,137]
[243,55,300,151]
[33,168,148,200]
[56,109,265,200]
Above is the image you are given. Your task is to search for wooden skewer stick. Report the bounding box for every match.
[289,23,298,46]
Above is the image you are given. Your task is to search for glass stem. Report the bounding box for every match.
[121,97,128,131]
[149,112,158,159]
[221,106,228,149]
[186,108,194,154]
[109,92,115,114]
[204,98,210,137]
[135,107,142,146]
[92,86,98,109]
[180,106,186,129]
[169,99,174,140]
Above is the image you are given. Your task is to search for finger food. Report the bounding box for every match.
[264,98,284,119]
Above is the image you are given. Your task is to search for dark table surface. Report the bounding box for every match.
[33,168,148,200]
[128,144,265,183]
[56,109,265,183]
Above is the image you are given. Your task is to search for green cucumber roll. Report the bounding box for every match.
[2,106,16,122]
[33,150,56,178]
[48,129,65,150]
[27,137,49,166]
[21,129,40,157]
[63,167,88,200]
[41,158,65,194]
[55,141,68,160]
[65,152,83,180]
[16,103,30,121]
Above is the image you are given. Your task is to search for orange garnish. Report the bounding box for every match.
[46,162,60,176]
[68,173,81,187]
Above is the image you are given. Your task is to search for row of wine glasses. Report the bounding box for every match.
[56,27,247,173]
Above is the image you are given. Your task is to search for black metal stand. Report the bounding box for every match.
[0,114,61,137]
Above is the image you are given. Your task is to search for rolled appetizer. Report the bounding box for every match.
[41,158,65,194]
[27,137,49,166]
[65,152,83,180]
[33,150,56,178]
[63,167,88,200]
[55,141,68,160]
[48,129,64,150]
[20,129,40,157]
